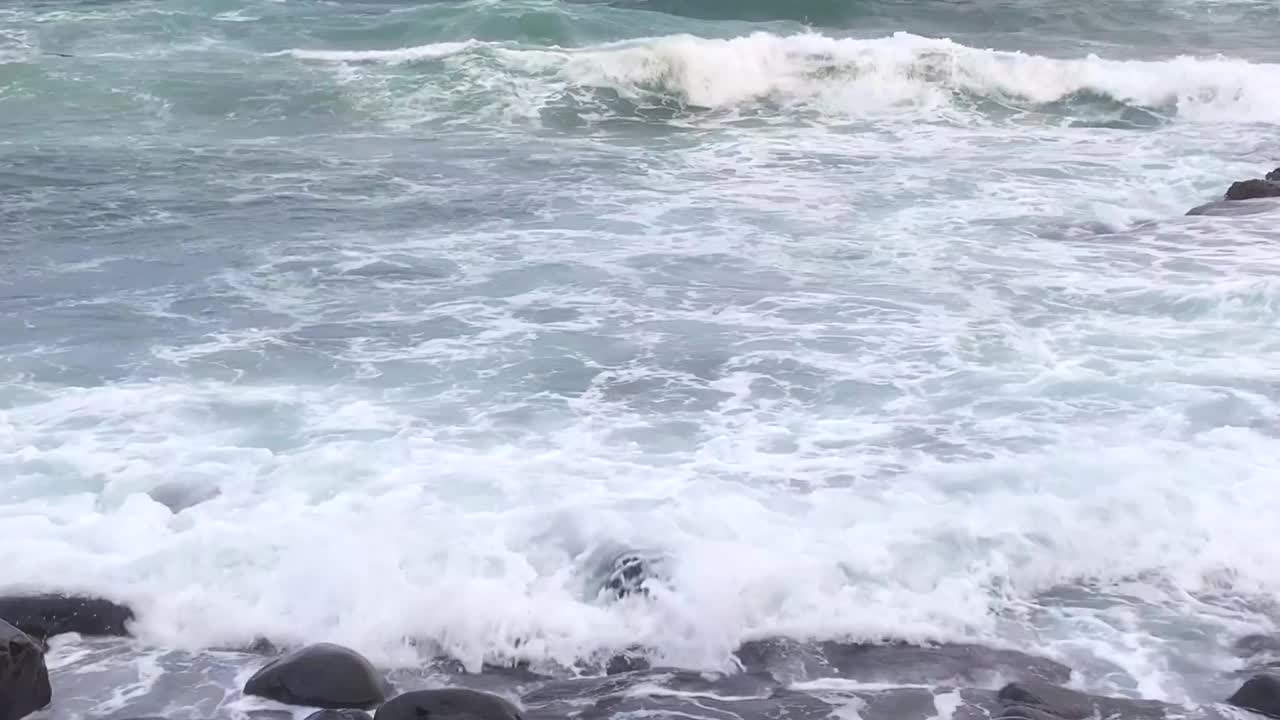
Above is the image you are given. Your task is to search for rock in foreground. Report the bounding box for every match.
[998,680,1166,720]
[1187,167,1280,214]
[244,643,389,709]
[1228,675,1280,718]
[304,711,372,720]
[0,619,52,720]
[375,689,522,720]
[1226,179,1280,201]
[0,595,134,640]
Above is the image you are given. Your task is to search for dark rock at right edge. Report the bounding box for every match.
[0,619,52,720]
[374,689,522,720]
[1228,675,1280,718]
[1266,168,1280,182]
[244,643,389,709]
[1226,179,1280,201]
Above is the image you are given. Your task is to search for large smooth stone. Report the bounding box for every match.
[0,619,51,720]
[0,595,134,639]
[1229,675,1280,718]
[374,689,522,720]
[244,643,389,709]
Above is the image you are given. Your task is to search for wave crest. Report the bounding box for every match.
[282,32,1280,124]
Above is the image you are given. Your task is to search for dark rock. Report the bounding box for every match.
[999,681,1094,719]
[1226,179,1280,201]
[304,711,372,720]
[1266,168,1280,182]
[0,619,51,720]
[147,482,220,512]
[374,689,522,720]
[998,680,1166,720]
[1237,635,1280,658]
[604,652,649,675]
[0,595,134,639]
[1229,675,1280,718]
[244,643,389,709]
[1186,198,1280,217]
[602,554,651,599]
[735,639,1072,686]
[246,712,294,720]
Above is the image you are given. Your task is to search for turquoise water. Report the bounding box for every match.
[3,0,1280,711]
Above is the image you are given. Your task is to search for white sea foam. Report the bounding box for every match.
[272,41,482,65]
[290,32,1280,123]
[5,7,1280,710]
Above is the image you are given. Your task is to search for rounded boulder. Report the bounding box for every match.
[1229,674,1280,718]
[1,619,52,720]
[244,643,389,709]
[374,689,522,720]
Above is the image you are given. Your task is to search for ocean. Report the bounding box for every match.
[2,0,1280,718]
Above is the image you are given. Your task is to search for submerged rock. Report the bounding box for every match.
[244,643,389,709]
[1226,179,1280,201]
[1229,675,1280,718]
[602,553,653,599]
[734,638,1072,686]
[0,619,51,720]
[147,481,221,513]
[375,689,522,720]
[0,595,134,639]
[304,711,372,720]
[1236,635,1280,658]
[1186,198,1280,217]
[999,680,1167,720]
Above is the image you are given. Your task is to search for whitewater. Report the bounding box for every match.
[2,0,1280,717]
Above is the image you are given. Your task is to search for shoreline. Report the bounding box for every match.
[5,592,1280,720]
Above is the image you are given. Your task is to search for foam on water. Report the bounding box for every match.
[4,0,1280,710]
[284,32,1280,124]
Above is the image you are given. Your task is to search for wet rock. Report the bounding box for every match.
[0,595,134,639]
[998,680,1166,720]
[604,652,649,675]
[374,689,522,720]
[1226,179,1280,201]
[1228,675,1280,718]
[304,711,372,720]
[1236,635,1280,658]
[559,687,833,720]
[734,638,1072,686]
[147,482,220,512]
[602,553,651,599]
[0,619,51,720]
[1186,198,1280,217]
[244,643,389,709]
[999,681,1094,719]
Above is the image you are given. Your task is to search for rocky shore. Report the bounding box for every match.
[1186,167,1280,216]
[5,594,1280,720]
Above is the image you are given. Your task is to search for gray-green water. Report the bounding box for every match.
[3,0,1280,715]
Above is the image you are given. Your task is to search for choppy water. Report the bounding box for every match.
[3,0,1280,716]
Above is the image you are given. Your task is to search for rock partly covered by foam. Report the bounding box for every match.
[244,643,389,709]
[1187,167,1280,215]
[0,619,51,720]
[1226,178,1280,201]
[1229,675,1280,718]
[0,595,134,640]
[374,689,522,720]
[998,680,1167,719]
[303,711,373,720]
